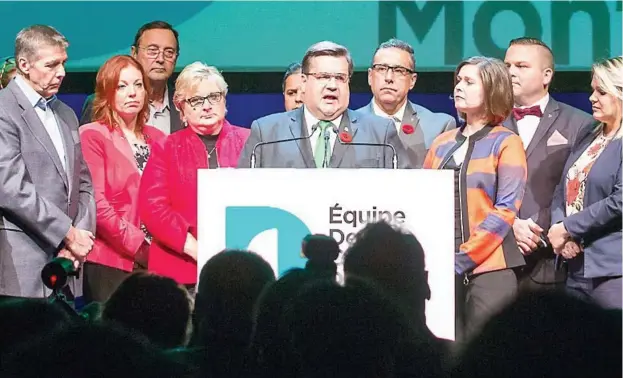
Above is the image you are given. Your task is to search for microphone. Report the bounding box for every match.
[331,126,398,169]
[322,127,331,168]
[250,124,319,168]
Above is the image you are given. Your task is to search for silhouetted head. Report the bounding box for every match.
[1,322,192,378]
[452,291,623,378]
[0,298,73,357]
[344,221,431,324]
[102,272,193,349]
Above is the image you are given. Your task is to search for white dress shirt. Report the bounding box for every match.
[372,100,407,132]
[15,75,67,171]
[304,106,342,161]
[515,94,549,150]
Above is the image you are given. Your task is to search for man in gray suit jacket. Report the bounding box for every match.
[0,25,95,298]
[357,39,455,168]
[239,41,407,169]
[504,37,594,291]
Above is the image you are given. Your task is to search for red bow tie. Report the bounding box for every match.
[513,105,543,121]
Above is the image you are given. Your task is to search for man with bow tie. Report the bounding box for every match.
[503,37,593,292]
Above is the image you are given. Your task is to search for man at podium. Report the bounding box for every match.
[238,41,407,169]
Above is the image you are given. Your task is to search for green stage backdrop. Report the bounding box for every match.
[0,1,621,72]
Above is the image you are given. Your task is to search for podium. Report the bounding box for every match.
[198,168,455,340]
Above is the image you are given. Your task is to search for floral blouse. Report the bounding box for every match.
[565,133,613,216]
[132,142,152,242]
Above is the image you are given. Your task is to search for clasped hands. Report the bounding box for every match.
[58,225,95,269]
[548,222,583,260]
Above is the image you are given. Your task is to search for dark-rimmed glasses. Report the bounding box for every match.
[371,64,415,77]
[136,46,178,61]
[0,56,16,89]
[304,72,350,84]
[186,92,224,108]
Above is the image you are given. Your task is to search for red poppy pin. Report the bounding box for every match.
[339,131,353,143]
[402,124,415,134]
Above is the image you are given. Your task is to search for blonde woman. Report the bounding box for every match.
[139,62,249,290]
[549,56,622,309]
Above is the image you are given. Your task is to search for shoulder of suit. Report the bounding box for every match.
[431,128,459,146]
[354,110,392,126]
[555,100,592,120]
[412,103,454,122]
[252,110,293,127]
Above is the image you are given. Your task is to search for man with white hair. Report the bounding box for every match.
[0,24,95,298]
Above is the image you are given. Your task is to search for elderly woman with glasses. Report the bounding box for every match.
[139,62,249,290]
[0,57,17,88]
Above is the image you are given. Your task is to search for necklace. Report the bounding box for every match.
[207,146,217,158]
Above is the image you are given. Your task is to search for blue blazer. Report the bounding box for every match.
[551,123,622,278]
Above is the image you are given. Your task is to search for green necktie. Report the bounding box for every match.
[314,121,333,168]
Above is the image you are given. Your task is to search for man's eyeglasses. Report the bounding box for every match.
[0,56,16,89]
[136,46,178,61]
[186,92,224,108]
[371,64,415,77]
[304,72,350,84]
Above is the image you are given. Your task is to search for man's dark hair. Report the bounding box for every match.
[282,62,301,91]
[133,20,180,51]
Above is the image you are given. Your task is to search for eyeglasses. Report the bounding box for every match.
[304,72,350,84]
[371,64,415,77]
[0,56,16,89]
[136,46,178,61]
[186,92,224,107]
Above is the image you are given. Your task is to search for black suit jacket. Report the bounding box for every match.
[503,97,594,284]
[79,86,182,134]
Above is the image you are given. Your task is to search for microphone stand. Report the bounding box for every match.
[250,124,319,168]
[331,126,398,169]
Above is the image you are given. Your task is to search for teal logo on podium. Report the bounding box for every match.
[225,206,311,275]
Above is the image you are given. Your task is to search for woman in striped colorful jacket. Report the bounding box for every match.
[424,56,528,341]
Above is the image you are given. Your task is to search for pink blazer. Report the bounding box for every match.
[80,122,166,272]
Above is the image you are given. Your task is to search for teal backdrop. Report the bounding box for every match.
[0,0,620,72]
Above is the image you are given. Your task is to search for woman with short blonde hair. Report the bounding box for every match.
[549,56,623,309]
[139,62,250,290]
[424,56,527,341]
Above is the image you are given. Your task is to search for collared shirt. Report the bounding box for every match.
[515,93,549,149]
[304,106,342,161]
[372,100,408,132]
[148,86,172,134]
[15,75,67,171]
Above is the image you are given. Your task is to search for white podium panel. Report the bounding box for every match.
[198,168,455,340]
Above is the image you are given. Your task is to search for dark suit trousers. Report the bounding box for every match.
[455,268,518,343]
[83,262,133,303]
[566,275,622,310]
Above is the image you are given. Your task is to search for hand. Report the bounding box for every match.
[513,218,543,255]
[561,240,583,260]
[64,226,95,258]
[547,222,570,250]
[58,249,81,270]
[183,233,198,261]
